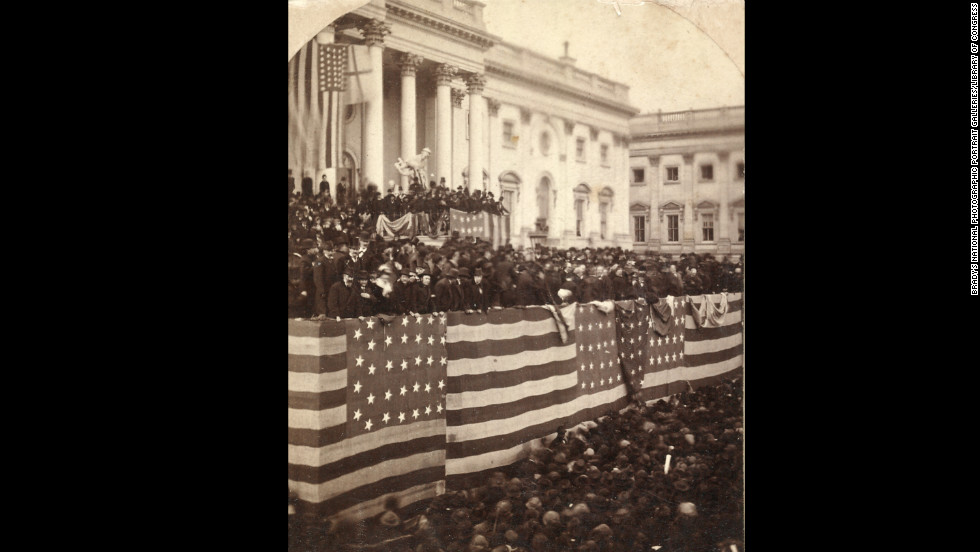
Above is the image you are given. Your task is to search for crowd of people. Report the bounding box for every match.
[289,378,745,552]
[288,228,743,320]
[289,174,509,249]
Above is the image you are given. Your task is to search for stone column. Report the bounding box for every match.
[359,19,390,191]
[647,155,661,251]
[466,73,487,192]
[682,153,696,250]
[434,64,458,187]
[716,151,731,254]
[399,53,424,190]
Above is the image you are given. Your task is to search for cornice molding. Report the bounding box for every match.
[485,60,638,118]
[386,2,495,50]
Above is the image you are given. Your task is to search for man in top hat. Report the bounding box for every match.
[312,242,338,316]
[349,270,378,317]
[457,267,477,313]
[412,271,435,314]
[390,269,414,315]
[434,267,463,313]
[326,267,357,319]
[467,267,493,312]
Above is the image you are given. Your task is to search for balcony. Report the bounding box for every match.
[631,106,744,137]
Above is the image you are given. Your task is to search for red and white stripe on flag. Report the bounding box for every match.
[679,292,743,390]
[288,315,447,521]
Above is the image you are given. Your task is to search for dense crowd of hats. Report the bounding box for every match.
[289,378,745,551]
[289,176,508,253]
[289,227,743,320]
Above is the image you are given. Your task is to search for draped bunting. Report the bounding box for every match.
[376,213,416,239]
[689,294,730,329]
[649,296,677,337]
[289,295,743,521]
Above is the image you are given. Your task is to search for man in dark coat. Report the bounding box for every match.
[413,273,436,314]
[326,269,357,319]
[468,268,492,312]
[683,267,704,296]
[389,270,414,315]
[434,268,463,313]
[348,271,378,317]
[666,264,685,296]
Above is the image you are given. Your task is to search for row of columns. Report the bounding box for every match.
[358,19,488,192]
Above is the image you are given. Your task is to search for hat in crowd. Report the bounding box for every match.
[343,266,356,276]
[473,268,483,277]
[379,509,401,527]
[458,267,470,278]
[356,270,370,280]
[448,268,459,278]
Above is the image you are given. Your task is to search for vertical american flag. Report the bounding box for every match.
[287,315,447,521]
[574,303,624,398]
[318,44,348,92]
[449,209,492,240]
[628,297,688,402]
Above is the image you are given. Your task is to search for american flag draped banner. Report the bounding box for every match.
[449,209,493,241]
[287,315,447,520]
[615,298,687,403]
[444,303,632,490]
[288,41,346,185]
[288,295,743,520]
[680,292,743,389]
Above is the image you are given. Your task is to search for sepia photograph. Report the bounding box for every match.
[288,1,744,550]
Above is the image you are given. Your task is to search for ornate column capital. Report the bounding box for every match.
[434,63,458,85]
[466,73,487,95]
[564,121,576,135]
[451,88,466,108]
[717,151,731,162]
[589,127,599,141]
[682,153,695,163]
[359,19,391,47]
[519,107,532,124]
[398,53,424,76]
[647,155,660,166]
[486,98,501,116]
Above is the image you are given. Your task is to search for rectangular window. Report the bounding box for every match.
[737,162,745,178]
[667,215,679,242]
[575,199,584,237]
[600,145,609,165]
[737,212,745,242]
[702,214,714,242]
[576,138,585,161]
[700,164,713,180]
[633,216,645,242]
[632,168,645,185]
[502,121,515,146]
[666,166,679,182]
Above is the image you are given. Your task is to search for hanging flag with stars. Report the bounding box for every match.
[612,300,653,404]
[449,209,493,241]
[287,315,447,521]
[443,303,632,490]
[318,43,348,92]
[621,296,688,402]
